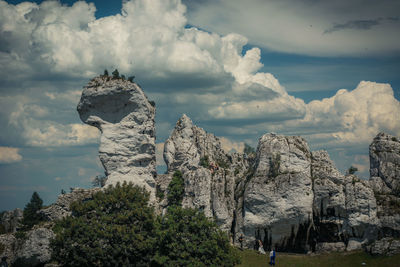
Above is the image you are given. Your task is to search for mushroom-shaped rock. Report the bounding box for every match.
[77,76,156,199]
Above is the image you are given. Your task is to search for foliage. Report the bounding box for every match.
[14,231,27,240]
[217,158,229,169]
[92,174,107,187]
[200,155,210,168]
[152,206,240,267]
[167,170,185,206]
[51,182,157,266]
[348,166,358,175]
[156,185,165,200]
[269,153,281,178]
[392,137,398,142]
[112,69,120,79]
[103,69,109,76]
[149,100,156,107]
[244,143,255,155]
[128,76,135,82]
[20,192,44,230]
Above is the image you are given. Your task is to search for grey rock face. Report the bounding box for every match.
[0,233,17,263]
[241,133,313,251]
[39,188,100,221]
[311,151,346,251]
[367,237,400,256]
[1,208,22,233]
[163,114,247,232]
[13,227,55,267]
[77,76,157,200]
[370,132,400,194]
[343,174,379,245]
[369,133,400,238]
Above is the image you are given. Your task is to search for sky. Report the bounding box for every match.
[0,0,399,211]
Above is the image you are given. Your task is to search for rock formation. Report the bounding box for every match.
[239,133,313,252]
[77,76,157,200]
[0,209,22,234]
[162,114,249,232]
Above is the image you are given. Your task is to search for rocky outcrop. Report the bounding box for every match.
[240,133,313,252]
[1,208,22,233]
[367,237,400,256]
[369,133,400,239]
[77,76,157,200]
[370,132,400,195]
[163,114,249,232]
[311,151,346,251]
[39,188,100,221]
[13,227,55,267]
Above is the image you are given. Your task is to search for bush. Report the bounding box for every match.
[51,182,157,266]
[167,171,185,206]
[348,166,358,175]
[112,69,120,79]
[200,155,210,168]
[91,175,107,187]
[153,206,240,266]
[20,192,44,230]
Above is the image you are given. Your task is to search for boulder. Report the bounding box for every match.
[367,237,400,256]
[77,76,157,200]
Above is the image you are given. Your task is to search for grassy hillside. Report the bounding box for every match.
[236,249,400,267]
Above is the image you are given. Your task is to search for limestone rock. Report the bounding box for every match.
[163,114,247,232]
[39,188,100,221]
[311,151,346,251]
[241,133,313,252]
[369,132,400,195]
[367,237,400,256]
[0,208,22,233]
[13,227,55,267]
[77,76,157,200]
[0,233,17,263]
[343,174,379,243]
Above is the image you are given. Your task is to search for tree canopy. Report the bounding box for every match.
[20,191,44,230]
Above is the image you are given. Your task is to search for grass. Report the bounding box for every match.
[236,249,400,267]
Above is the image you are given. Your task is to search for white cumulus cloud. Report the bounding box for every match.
[0,146,22,163]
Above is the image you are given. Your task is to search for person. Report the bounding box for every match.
[269,249,276,266]
[0,256,8,267]
[238,234,244,250]
[258,239,266,254]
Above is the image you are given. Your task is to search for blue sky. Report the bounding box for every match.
[1,0,399,211]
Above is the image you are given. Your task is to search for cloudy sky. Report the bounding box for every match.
[1,0,399,211]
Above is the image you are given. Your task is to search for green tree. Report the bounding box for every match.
[152,206,240,266]
[103,69,109,76]
[112,69,120,79]
[20,192,44,230]
[51,182,156,266]
[128,75,135,82]
[167,170,185,206]
[348,165,358,175]
[91,174,107,187]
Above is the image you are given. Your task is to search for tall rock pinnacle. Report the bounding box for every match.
[77,76,156,199]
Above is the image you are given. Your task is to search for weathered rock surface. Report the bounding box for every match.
[13,227,55,267]
[77,76,157,200]
[343,174,379,246]
[369,133,400,239]
[240,133,313,252]
[0,233,17,263]
[163,114,249,232]
[370,132,400,195]
[1,208,22,233]
[367,237,400,256]
[39,188,100,221]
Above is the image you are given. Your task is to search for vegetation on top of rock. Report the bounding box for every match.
[20,192,44,230]
[167,170,185,206]
[348,165,358,175]
[200,155,210,168]
[101,69,135,83]
[91,174,107,187]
